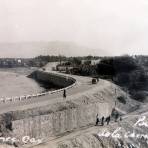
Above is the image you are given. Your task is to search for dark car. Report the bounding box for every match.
[92,78,98,84]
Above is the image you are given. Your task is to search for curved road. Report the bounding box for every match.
[0,66,112,114]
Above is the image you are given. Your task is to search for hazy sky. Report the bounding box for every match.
[0,0,148,57]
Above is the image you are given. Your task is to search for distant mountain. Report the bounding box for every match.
[0,41,108,58]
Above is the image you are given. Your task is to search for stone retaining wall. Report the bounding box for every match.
[35,70,76,88]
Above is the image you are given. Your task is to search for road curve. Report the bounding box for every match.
[0,65,112,114]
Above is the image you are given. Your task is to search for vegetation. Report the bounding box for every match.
[96,55,148,102]
[117,96,126,104]
[0,55,101,68]
[65,55,148,102]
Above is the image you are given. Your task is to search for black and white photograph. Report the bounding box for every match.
[0,0,148,148]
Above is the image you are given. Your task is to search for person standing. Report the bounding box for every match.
[115,113,119,122]
[106,116,111,125]
[101,116,104,126]
[63,89,66,99]
[96,114,99,126]
[119,116,122,121]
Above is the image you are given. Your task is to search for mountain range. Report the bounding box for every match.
[0,41,108,58]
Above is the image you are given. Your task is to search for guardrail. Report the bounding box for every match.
[0,71,76,104]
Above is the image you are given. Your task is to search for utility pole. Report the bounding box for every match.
[115,88,117,108]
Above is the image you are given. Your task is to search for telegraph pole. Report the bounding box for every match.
[115,88,117,108]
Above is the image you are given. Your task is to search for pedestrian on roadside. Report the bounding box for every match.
[101,116,104,126]
[119,116,122,121]
[115,113,119,122]
[106,116,111,125]
[63,89,66,99]
[96,114,99,126]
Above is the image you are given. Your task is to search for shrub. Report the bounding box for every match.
[132,91,147,102]
[117,96,126,104]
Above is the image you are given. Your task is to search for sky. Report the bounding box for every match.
[0,0,148,57]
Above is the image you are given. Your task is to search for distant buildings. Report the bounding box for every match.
[55,59,100,75]
[81,59,101,65]
[0,58,29,68]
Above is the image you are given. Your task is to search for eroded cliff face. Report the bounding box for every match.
[33,113,148,148]
[12,100,112,141]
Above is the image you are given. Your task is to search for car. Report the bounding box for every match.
[92,78,98,84]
